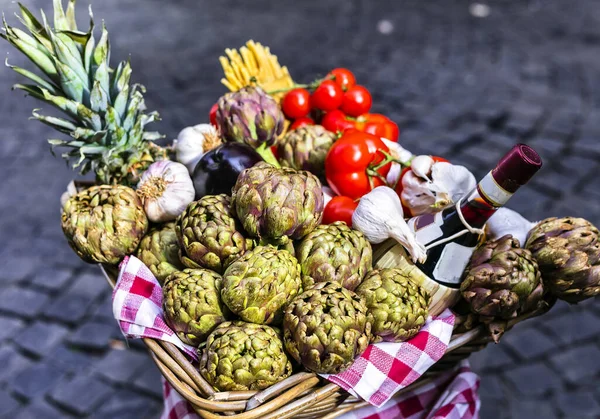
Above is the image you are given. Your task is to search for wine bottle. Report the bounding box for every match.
[373,144,542,315]
[408,143,542,288]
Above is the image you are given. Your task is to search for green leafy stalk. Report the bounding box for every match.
[2,0,165,185]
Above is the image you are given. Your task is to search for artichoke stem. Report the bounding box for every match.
[255,143,281,168]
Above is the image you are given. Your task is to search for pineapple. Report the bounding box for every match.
[1,0,166,185]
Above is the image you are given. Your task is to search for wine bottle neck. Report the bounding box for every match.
[477,170,515,207]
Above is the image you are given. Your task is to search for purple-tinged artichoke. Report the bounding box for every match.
[355,269,429,343]
[163,269,229,346]
[221,246,302,325]
[296,221,372,291]
[232,162,324,245]
[199,321,292,391]
[526,217,600,303]
[277,125,336,181]
[216,86,284,149]
[460,235,546,342]
[283,282,372,374]
[176,195,252,274]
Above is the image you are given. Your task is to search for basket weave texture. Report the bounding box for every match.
[101,264,552,419]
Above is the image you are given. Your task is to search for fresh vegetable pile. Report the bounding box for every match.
[4,0,600,396]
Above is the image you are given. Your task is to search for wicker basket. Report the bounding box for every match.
[100,262,553,419]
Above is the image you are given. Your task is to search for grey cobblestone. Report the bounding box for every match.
[0,389,21,417]
[0,345,35,383]
[94,349,151,384]
[500,325,559,361]
[49,375,113,416]
[18,398,73,419]
[0,317,25,343]
[0,0,599,417]
[14,321,70,358]
[92,389,162,419]
[11,362,66,400]
[0,287,50,319]
[549,344,600,385]
[67,321,119,351]
[503,362,564,397]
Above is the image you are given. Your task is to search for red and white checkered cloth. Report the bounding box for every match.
[113,256,479,417]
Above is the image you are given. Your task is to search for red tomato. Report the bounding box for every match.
[282,88,311,119]
[209,103,218,127]
[290,117,314,130]
[323,196,358,226]
[311,80,344,111]
[358,113,399,142]
[325,130,391,200]
[321,109,355,133]
[328,68,356,91]
[341,86,372,117]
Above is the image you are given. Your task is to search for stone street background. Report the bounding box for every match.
[1,0,599,417]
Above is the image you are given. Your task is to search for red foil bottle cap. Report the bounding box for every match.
[491,144,542,193]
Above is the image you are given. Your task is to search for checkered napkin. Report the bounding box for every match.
[160,361,479,419]
[112,256,198,360]
[113,256,458,410]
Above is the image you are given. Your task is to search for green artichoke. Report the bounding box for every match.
[199,321,292,391]
[277,125,336,181]
[176,195,252,274]
[526,217,600,303]
[216,86,284,148]
[355,269,430,343]
[296,222,372,291]
[232,162,324,244]
[163,269,229,346]
[221,246,301,324]
[461,234,545,342]
[136,222,184,285]
[61,185,148,264]
[283,282,372,374]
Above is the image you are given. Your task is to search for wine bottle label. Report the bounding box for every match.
[431,242,476,288]
[407,212,444,245]
[478,171,514,207]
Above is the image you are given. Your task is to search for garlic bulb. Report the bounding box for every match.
[381,138,414,186]
[401,161,476,216]
[174,124,222,173]
[352,186,426,263]
[137,161,195,223]
[486,208,537,246]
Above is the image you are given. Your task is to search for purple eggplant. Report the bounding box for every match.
[192,143,263,199]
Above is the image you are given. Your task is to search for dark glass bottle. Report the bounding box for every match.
[407,144,542,288]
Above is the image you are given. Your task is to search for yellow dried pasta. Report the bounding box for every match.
[219,40,294,100]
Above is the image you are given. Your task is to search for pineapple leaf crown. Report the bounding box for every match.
[1,0,163,184]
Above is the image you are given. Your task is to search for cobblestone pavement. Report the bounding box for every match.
[1,0,599,417]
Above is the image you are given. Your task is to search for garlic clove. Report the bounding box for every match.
[381,138,413,164]
[352,186,426,263]
[410,155,435,180]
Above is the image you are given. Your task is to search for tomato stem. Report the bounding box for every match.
[266,75,334,95]
[371,150,405,171]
